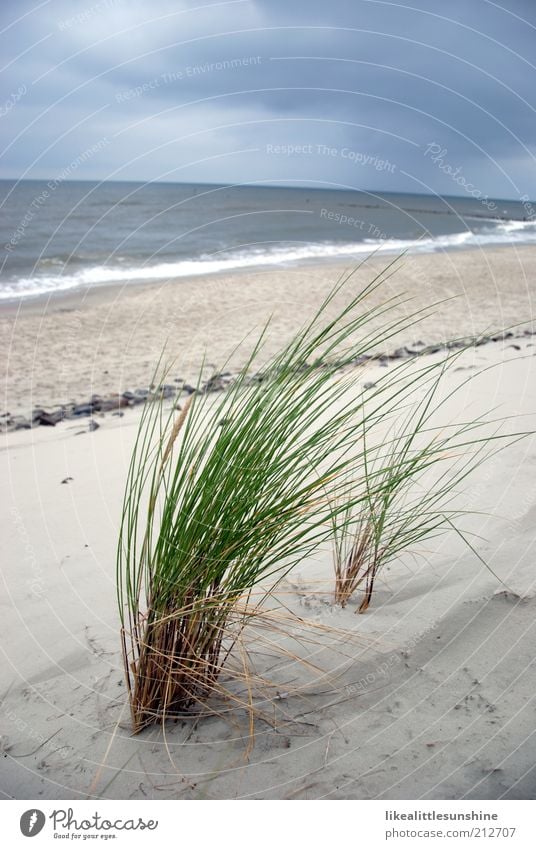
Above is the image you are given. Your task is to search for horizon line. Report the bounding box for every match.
[0,176,531,205]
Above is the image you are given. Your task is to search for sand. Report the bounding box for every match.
[1,246,536,800]
[1,245,535,414]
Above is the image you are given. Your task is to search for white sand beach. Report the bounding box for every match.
[1,246,536,414]
[1,247,536,800]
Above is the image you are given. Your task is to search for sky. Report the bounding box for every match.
[1,0,535,199]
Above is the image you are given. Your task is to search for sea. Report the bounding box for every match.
[1,179,535,301]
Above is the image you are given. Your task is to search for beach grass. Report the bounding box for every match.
[331,358,514,610]
[116,259,522,732]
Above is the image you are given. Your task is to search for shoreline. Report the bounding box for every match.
[1,245,535,415]
[0,241,532,317]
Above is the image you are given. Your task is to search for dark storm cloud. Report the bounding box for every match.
[1,0,535,199]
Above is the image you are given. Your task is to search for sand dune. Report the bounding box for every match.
[1,276,535,798]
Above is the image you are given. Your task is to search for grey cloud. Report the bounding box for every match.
[0,0,534,198]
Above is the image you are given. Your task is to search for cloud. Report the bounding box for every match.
[1,0,535,198]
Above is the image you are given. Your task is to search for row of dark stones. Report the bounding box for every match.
[1,374,235,432]
[2,330,532,433]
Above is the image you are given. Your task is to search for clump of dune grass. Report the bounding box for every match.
[117,258,522,732]
[331,356,516,610]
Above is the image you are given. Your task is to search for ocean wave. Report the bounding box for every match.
[2,220,536,300]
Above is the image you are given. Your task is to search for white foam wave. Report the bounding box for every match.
[2,220,536,300]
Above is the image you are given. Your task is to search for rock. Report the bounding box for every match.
[203,374,227,393]
[120,389,151,405]
[88,419,100,432]
[37,412,60,427]
[90,393,129,412]
[155,384,176,399]
[100,394,129,411]
[181,384,199,395]
[121,391,137,405]
[11,415,31,430]
[32,408,63,426]
[70,403,93,417]
[506,344,521,351]
[363,381,377,390]
[61,477,73,484]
